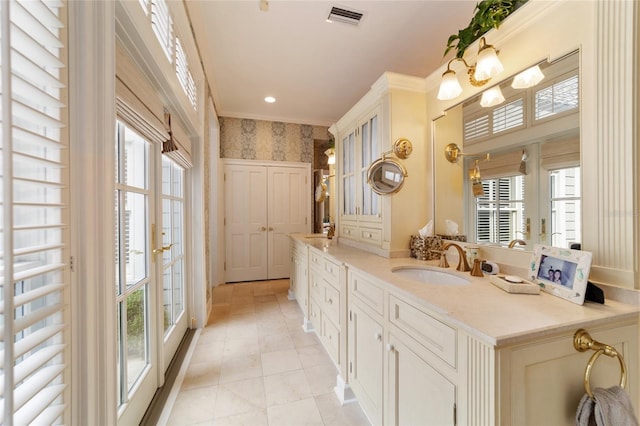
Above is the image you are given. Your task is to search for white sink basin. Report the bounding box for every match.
[391,267,470,286]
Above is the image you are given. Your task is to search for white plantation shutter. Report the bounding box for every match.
[1,0,70,424]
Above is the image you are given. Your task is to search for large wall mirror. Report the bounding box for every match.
[434,50,580,250]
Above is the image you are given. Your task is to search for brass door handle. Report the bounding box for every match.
[153,243,174,254]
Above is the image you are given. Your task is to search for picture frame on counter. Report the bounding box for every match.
[528,244,593,305]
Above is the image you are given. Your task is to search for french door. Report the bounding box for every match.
[115,122,187,424]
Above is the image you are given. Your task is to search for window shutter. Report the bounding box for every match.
[1,0,69,424]
[151,0,172,62]
[541,137,580,169]
[116,41,169,144]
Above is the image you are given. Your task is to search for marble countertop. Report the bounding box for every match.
[292,234,640,347]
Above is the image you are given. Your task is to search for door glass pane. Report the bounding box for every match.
[475,176,525,244]
[161,157,185,335]
[125,191,148,287]
[550,166,581,248]
[126,286,148,390]
[124,127,149,189]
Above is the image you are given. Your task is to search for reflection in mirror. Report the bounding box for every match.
[434,50,580,249]
[367,158,407,195]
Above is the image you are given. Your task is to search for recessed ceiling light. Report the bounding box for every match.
[264,96,276,103]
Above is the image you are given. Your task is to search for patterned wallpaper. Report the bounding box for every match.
[219,117,331,163]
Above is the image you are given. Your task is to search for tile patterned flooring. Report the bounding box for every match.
[165,279,370,426]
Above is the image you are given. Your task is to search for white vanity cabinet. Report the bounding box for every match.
[290,236,639,425]
[330,72,428,257]
[307,246,347,376]
[348,270,386,425]
[289,239,309,329]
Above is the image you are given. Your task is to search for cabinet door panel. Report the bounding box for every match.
[349,305,384,426]
[388,336,456,426]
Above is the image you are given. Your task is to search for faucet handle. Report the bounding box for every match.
[470,259,484,277]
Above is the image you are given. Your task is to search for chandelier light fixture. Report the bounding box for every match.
[437,37,504,101]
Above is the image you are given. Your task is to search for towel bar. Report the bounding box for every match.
[573,328,627,399]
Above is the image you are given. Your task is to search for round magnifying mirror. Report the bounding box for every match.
[367,157,408,195]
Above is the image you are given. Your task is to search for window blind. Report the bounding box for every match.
[164,118,193,169]
[116,41,169,144]
[469,149,525,180]
[541,136,580,169]
[1,0,69,424]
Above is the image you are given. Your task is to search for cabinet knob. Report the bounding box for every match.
[328,298,333,304]
[375,333,382,341]
[387,343,395,352]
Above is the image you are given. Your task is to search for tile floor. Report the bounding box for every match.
[165,279,370,426]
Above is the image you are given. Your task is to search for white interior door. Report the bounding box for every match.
[224,162,310,282]
[224,164,268,282]
[268,166,309,279]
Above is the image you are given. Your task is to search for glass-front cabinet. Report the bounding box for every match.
[339,105,383,244]
[331,72,428,257]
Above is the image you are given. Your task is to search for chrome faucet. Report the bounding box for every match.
[442,242,471,272]
[508,239,526,248]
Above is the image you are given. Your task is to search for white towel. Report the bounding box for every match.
[576,386,639,426]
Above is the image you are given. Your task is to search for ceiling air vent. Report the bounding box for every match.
[327,6,364,26]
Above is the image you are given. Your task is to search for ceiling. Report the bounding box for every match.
[186,1,477,127]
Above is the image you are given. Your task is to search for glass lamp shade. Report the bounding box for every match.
[480,86,505,108]
[437,70,463,101]
[511,65,545,89]
[325,148,335,165]
[474,46,504,81]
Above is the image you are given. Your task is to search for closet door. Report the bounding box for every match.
[268,166,309,279]
[224,164,269,282]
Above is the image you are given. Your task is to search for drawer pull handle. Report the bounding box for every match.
[375,333,382,341]
[387,343,395,352]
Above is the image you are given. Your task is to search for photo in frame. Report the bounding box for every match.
[528,244,593,305]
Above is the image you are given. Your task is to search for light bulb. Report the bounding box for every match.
[437,70,463,101]
[480,86,505,108]
[511,65,545,89]
[474,45,503,81]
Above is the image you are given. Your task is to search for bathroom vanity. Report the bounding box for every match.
[289,234,639,426]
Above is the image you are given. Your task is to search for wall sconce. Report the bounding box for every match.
[511,65,545,89]
[325,148,335,165]
[444,143,489,164]
[469,160,485,197]
[437,37,504,101]
[480,86,505,107]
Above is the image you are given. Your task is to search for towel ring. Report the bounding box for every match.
[574,329,627,399]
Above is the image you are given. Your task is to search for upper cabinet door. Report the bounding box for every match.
[359,109,381,221]
[341,128,357,220]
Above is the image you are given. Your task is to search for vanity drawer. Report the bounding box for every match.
[323,257,340,281]
[341,224,358,239]
[389,294,457,368]
[309,296,321,329]
[321,315,340,364]
[309,249,340,282]
[349,270,384,316]
[359,227,382,244]
[309,269,323,301]
[322,281,340,325]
